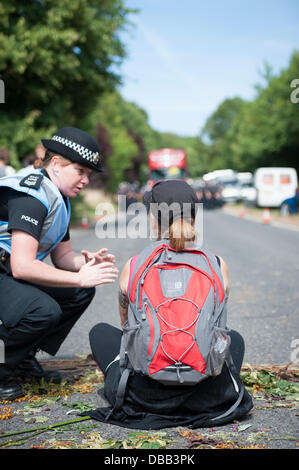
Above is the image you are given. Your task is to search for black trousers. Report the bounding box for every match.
[0,272,95,380]
[89,323,245,377]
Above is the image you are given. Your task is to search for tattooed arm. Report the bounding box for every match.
[118,286,129,325]
[118,258,131,325]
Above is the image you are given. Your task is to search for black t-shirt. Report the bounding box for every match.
[0,172,70,243]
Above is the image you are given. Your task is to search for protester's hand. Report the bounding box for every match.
[78,259,119,287]
[81,248,116,265]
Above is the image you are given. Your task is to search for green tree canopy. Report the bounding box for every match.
[198,51,299,175]
[201,97,245,143]
[228,51,299,172]
[0,0,133,165]
[199,97,246,172]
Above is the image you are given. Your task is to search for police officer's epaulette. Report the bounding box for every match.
[19,173,43,189]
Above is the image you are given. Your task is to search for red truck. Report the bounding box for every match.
[148,148,187,187]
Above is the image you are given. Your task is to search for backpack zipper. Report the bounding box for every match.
[140,250,164,285]
[142,302,147,320]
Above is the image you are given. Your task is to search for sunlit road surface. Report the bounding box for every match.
[42,209,299,365]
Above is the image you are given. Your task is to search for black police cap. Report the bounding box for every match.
[42,127,103,172]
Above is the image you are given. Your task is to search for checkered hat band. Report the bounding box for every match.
[51,135,100,164]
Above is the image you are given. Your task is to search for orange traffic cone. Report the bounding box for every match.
[81,213,89,229]
[262,208,270,224]
[238,206,245,218]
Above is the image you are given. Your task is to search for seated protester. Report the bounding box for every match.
[87,180,253,430]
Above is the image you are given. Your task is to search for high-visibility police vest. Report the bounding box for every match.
[0,168,71,260]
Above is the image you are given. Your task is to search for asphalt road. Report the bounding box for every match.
[40,208,299,366]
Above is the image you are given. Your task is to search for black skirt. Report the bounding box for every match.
[82,323,253,430]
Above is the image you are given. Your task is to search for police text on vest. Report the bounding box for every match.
[21,215,39,225]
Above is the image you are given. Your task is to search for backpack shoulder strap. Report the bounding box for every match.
[211,356,245,422]
[112,367,132,413]
[127,241,167,304]
[105,337,133,417]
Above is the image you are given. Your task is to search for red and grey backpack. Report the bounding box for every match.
[113,240,244,418]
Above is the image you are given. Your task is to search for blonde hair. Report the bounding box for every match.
[168,218,197,252]
[34,150,71,169]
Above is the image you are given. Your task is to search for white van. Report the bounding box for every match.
[254,167,298,208]
[203,169,241,203]
[203,169,237,182]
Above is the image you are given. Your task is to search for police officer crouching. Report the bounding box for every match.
[0,127,119,400]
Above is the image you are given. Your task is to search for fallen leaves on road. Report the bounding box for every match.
[179,428,266,449]
[44,431,174,450]
[0,367,104,406]
[0,406,13,420]
[241,362,299,383]
[241,366,299,399]
[1,359,298,449]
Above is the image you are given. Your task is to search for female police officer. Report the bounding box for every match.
[0,127,118,400]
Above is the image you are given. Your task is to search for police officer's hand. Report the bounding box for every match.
[78,258,119,287]
[81,248,116,265]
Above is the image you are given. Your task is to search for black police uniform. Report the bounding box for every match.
[0,127,104,387]
[0,170,95,382]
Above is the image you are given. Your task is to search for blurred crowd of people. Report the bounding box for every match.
[0,145,46,177]
[191,183,224,209]
[114,178,224,211]
[0,149,16,177]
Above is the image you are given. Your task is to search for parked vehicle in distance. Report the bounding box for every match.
[254,167,298,208]
[239,182,257,205]
[220,179,242,203]
[280,190,299,216]
[203,169,236,183]
[203,169,241,203]
[237,172,253,185]
[236,172,256,205]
